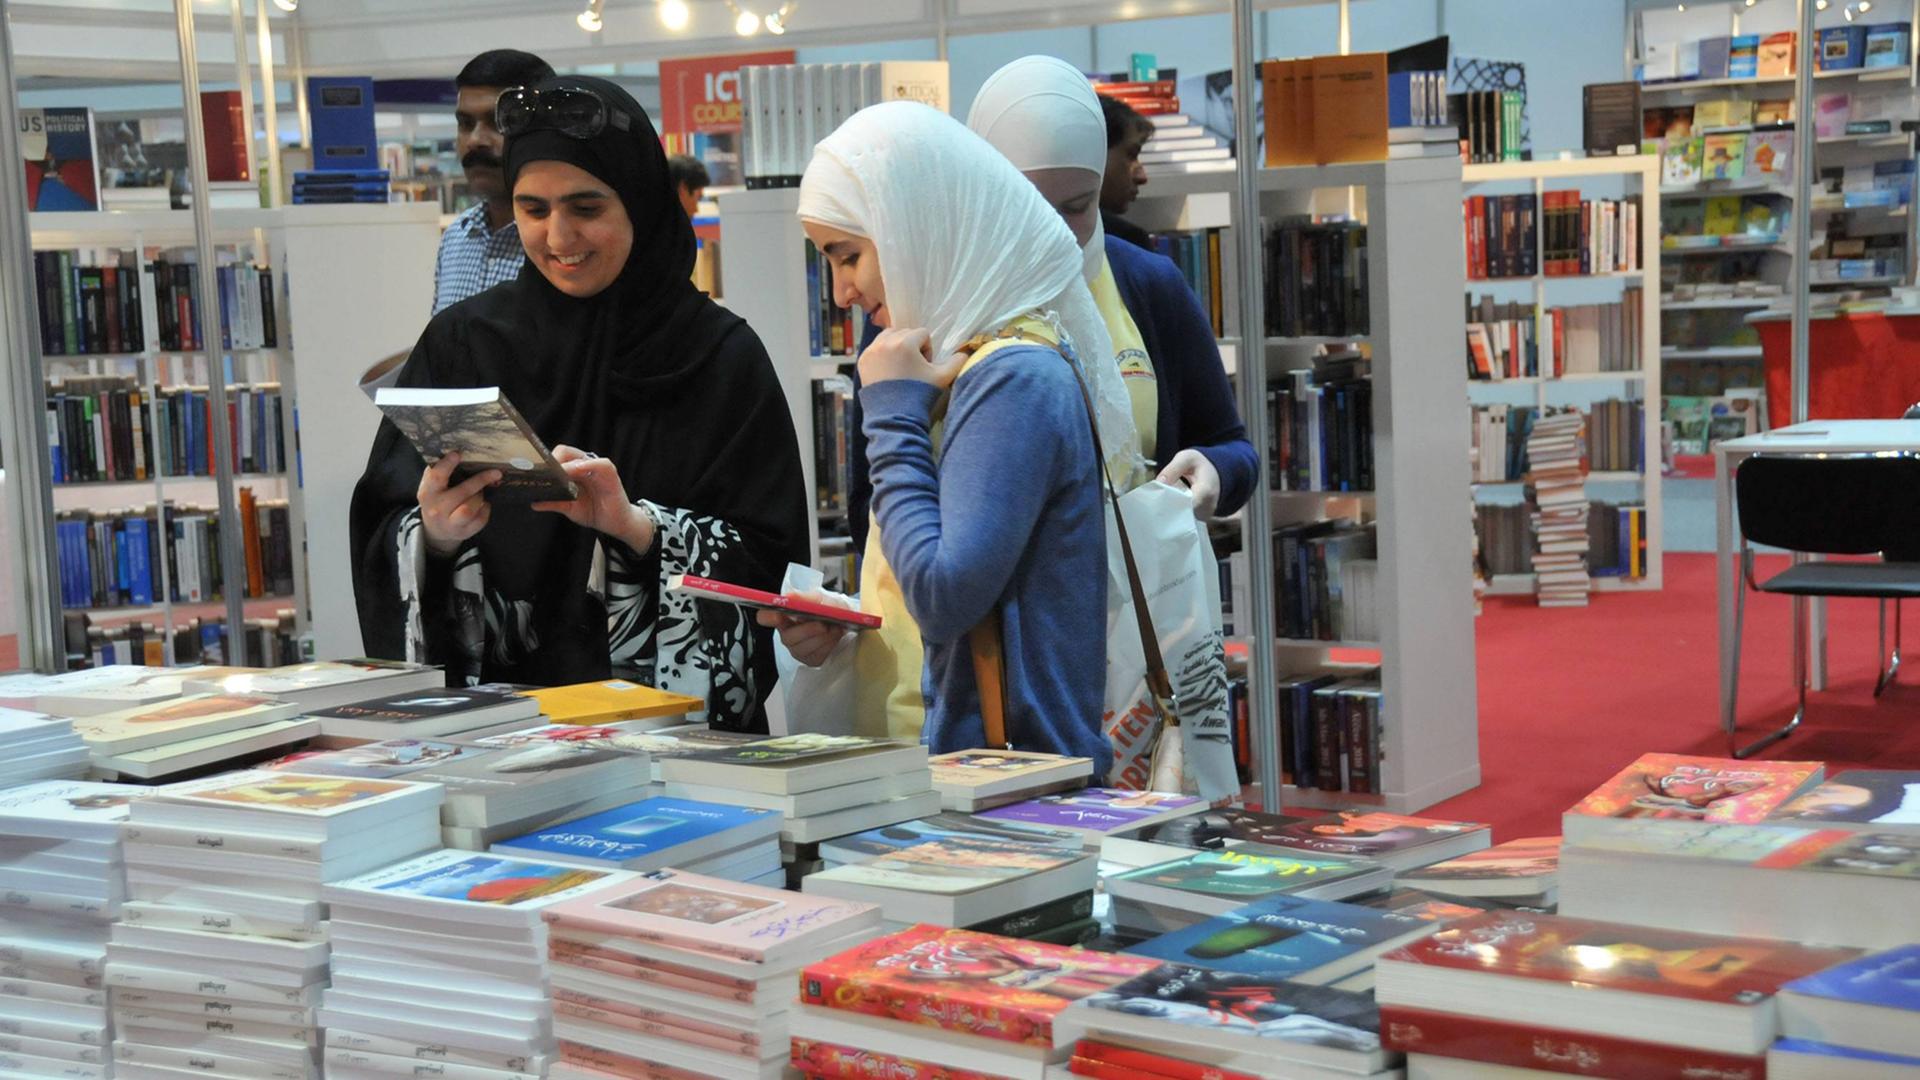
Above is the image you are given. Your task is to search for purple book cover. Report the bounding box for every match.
[976,788,1204,834]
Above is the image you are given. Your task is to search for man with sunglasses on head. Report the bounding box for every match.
[432,49,556,315]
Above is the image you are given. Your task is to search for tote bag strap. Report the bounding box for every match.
[967,330,1176,753]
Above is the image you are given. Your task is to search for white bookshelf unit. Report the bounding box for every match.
[26,204,440,664]
[1462,155,1666,596]
[1131,155,1481,815]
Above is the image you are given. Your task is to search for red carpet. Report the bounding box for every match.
[1421,552,1920,841]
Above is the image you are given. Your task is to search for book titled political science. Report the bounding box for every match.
[975,788,1206,839]
[1764,770,1920,834]
[1109,847,1392,914]
[666,574,882,630]
[1564,752,1824,845]
[303,685,540,741]
[491,796,779,872]
[1397,835,1561,898]
[542,867,881,967]
[1058,963,1391,1076]
[1779,944,1920,1060]
[1374,910,1862,1056]
[1382,1006,1769,1079]
[658,733,928,795]
[798,925,1161,1049]
[1125,894,1437,984]
[375,385,577,502]
[323,848,633,930]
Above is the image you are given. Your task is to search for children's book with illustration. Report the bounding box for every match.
[1564,753,1824,842]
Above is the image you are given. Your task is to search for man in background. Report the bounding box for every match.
[668,154,710,220]
[432,49,555,315]
[1098,94,1155,250]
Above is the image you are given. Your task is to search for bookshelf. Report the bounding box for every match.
[1462,154,1665,595]
[24,204,440,666]
[1130,154,1480,815]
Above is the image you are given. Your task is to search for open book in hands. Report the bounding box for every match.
[375,385,578,503]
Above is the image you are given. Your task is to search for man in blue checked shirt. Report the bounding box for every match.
[432,49,556,315]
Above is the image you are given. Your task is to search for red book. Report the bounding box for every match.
[792,1038,1005,1080]
[1383,1006,1764,1079]
[797,925,1160,1049]
[1092,80,1176,97]
[1072,1041,1263,1080]
[1379,910,1860,1003]
[1564,753,1823,844]
[1470,196,1488,279]
[199,91,251,183]
[665,573,881,630]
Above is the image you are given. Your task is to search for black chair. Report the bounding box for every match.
[1728,452,1920,757]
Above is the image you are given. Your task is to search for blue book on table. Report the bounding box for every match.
[1124,894,1430,979]
[493,795,778,870]
[1783,944,1920,1012]
[1774,1038,1920,1068]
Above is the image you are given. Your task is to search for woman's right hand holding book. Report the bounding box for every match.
[417,452,502,557]
[757,602,850,667]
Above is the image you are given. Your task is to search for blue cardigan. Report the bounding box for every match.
[846,239,1256,551]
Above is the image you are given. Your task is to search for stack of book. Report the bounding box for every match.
[1526,409,1591,607]
[540,868,882,1080]
[816,811,1084,868]
[472,720,756,778]
[739,61,950,186]
[31,249,145,356]
[1106,846,1393,935]
[72,692,308,780]
[1146,228,1228,336]
[926,749,1094,812]
[183,659,444,712]
[1775,946,1920,1079]
[791,925,1161,1080]
[1590,500,1652,581]
[1265,217,1369,338]
[976,788,1207,854]
[266,738,655,851]
[1267,365,1375,493]
[1136,113,1232,170]
[1059,965,1398,1078]
[522,679,704,728]
[1236,809,1492,871]
[319,849,635,1079]
[1273,670,1387,794]
[801,831,1098,933]
[657,734,936,865]
[0,780,138,1080]
[1375,910,1860,1077]
[1127,894,1438,990]
[0,706,91,786]
[494,795,783,885]
[108,770,445,1079]
[301,683,540,741]
[1099,805,1326,870]
[1398,835,1562,906]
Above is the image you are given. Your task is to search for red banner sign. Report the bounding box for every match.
[658,49,795,137]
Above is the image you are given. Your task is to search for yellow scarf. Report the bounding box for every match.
[848,276,1158,740]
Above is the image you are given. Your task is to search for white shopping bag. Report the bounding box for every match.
[1101,480,1236,802]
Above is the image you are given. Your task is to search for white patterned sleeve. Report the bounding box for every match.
[394,506,489,685]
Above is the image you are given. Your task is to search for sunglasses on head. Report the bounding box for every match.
[496,85,634,140]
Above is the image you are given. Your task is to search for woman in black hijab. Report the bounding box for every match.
[350,77,808,730]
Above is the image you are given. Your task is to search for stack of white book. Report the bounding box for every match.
[657,735,937,860]
[107,770,444,1079]
[266,738,654,850]
[0,706,90,786]
[472,722,758,782]
[542,868,881,1080]
[1526,410,1591,607]
[1138,112,1233,170]
[493,795,784,885]
[76,694,314,781]
[301,684,541,742]
[0,664,248,715]
[319,848,635,1079]
[183,659,444,712]
[0,780,140,1080]
[926,749,1093,812]
[802,833,1097,931]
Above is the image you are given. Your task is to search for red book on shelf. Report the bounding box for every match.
[199,91,251,183]
[1072,1041,1264,1080]
[1382,1006,1766,1079]
[792,1038,1005,1080]
[665,573,880,630]
[1092,80,1176,98]
[1379,910,1859,1003]
[797,925,1160,1049]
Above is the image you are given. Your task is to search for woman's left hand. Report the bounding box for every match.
[1157,449,1221,519]
[858,327,966,390]
[532,445,656,553]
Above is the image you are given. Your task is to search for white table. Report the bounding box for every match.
[1714,420,1920,754]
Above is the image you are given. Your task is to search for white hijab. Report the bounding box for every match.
[797,101,1139,477]
[965,55,1109,284]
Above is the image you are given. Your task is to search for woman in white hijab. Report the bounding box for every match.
[783,100,1134,763]
[967,55,1256,520]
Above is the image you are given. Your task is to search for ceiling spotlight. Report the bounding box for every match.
[271,0,298,10]
[1844,6,1855,18]
[1816,0,1828,10]
[1859,0,1873,10]
[1743,0,1755,6]
[735,7,761,34]
[659,0,690,30]
[577,0,604,32]
[1675,2,1684,9]
[766,4,790,34]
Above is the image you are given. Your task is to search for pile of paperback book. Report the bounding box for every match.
[1526,409,1591,607]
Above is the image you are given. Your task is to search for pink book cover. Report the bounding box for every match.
[558,1042,708,1080]
[1566,754,1823,825]
[549,940,759,1002]
[541,867,879,964]
[552,999,759,1058]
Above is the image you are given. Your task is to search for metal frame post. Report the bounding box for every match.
[0,0,67,671]
[176,0,253,660]
[1230,0,1280,807]
[257,0,285,208]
